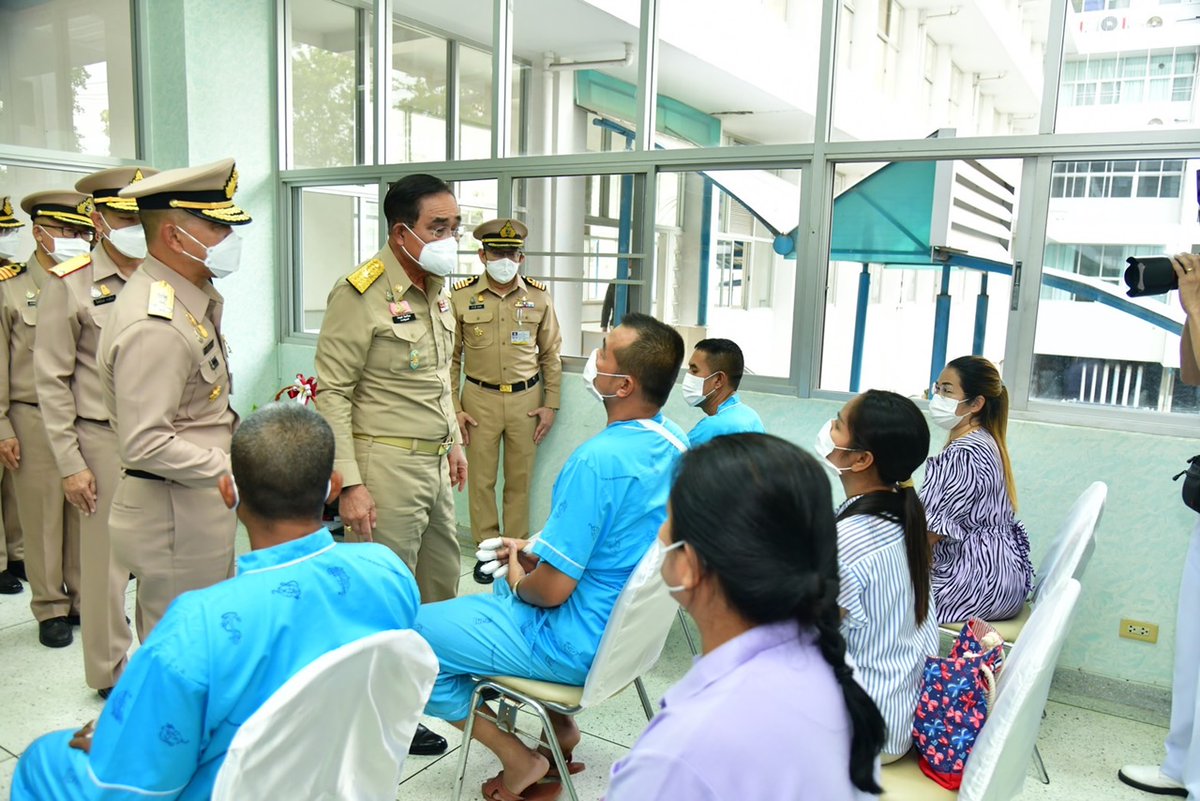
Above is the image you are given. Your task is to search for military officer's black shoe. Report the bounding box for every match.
[0,570,21,594]
[409,723,448,756]
[473,559,494,585]
[8,559,25,581]
[98,687,113,700]
[38,617,72,648]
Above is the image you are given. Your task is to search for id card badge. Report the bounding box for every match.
[511,330,532,345]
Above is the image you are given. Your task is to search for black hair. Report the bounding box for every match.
[669,433,884,793]
[694,338,746,389]
[383,174,453,229]
[612,313,685,408]
[231,402,334,522]
[946,355,1017,510]
[837,389,933,625]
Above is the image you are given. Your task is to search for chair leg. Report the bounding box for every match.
[531,706,581,801]
[1032,743,1050,785]
[635,677,655,721]
[453,684,488,801]
[678,608,699,656]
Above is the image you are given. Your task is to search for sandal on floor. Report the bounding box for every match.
[481,771,563,801]
[536,748,586,780]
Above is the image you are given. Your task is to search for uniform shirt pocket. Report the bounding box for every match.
[19,303,37,330]
[462,310,495,349]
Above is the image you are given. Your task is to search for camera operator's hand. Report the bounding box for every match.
[1172,252,1200,318]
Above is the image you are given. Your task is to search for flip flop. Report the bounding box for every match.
[481,771,563,801]
[536,747,586,780]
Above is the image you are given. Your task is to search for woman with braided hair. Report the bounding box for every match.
[606,433,884,801]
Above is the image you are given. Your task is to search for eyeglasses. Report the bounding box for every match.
[429,225,464,241]
[39,224,94,242]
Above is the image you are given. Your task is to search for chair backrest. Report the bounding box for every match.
[579,541,679,708]
[1031,482,1106,604]
[958,579,1082,801]
[211,629,439,801]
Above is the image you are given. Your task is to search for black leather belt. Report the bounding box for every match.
[125,469,166,481]
[77,417,110,427]
[466,374,540,394]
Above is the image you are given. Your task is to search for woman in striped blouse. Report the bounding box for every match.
[817,389,940,762]
[921,355,1033,624]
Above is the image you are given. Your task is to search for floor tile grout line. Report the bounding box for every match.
[398,746,461,784]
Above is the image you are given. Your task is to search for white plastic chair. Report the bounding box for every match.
[452,542,680,801]
[881,578,1082,801]
[212,629,439,801]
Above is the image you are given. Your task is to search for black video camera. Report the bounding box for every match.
[1124,256,1178,298]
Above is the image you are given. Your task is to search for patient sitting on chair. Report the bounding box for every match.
[414,313,686,801]
[11,403,421,801]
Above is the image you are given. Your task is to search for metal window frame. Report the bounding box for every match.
[271,0,1200,436]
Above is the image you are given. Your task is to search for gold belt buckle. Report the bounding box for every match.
[499,383,513,393]
[437,440,453,456]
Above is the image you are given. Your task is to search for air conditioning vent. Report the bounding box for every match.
[1147,15,1163,28]
[1100,15,1121,31]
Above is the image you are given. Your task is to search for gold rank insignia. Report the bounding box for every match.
[453,275,480,292]
[50,253,90,278]
[0,263,26,282]
[184,310,209,341]
[474,326,484,338]
[209,385,222,401]
[147,280,175,320]
[526,277,547,291]
[100,284,112,296]
[346,258,384,294]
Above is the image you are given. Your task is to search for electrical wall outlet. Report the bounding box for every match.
[1119,619,1159,643]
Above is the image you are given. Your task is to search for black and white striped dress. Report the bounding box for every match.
[920,429,1033,624]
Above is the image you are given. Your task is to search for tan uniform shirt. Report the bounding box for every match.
[0,255,49,440]
[99,257,235,487]
[315,244,460,487]
[1184,319,1200,386]
[449,273,563,411]
[34,245,130,478]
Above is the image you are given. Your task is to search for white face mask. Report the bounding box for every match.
[682,372,720,407]
[38,226,90,263]
[929,393,967,430]
[103,220,148,260]
[177,225,242,279]
[403,224,457,277]
[814,419,856,476]
[0,234,20,261]
[485,256,520,284]
[657,538,688,594]
[582,348,628,404]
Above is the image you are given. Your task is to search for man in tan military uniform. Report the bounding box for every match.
[6,192,92,647]
[450,219,562,584]
[0,198,27,595]
[316,173,467,604]
[34,166,157,696]
[99,158,246,640]
[316,173,467,758]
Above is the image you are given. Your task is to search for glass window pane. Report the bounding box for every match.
[511,174,645,357]
[388,22,448,164]
[289,0,369,168]
[295,184,380,333]
[0,163,96,262]
[819,159,1016,393]
[657,0,819,148]
[835,3,1049,138]
[1137,176,1160,197]
[0,0,136,157]
[458,45,494,161]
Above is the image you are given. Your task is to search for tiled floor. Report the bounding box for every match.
[0,547,1179,800]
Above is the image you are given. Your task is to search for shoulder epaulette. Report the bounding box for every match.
[346,258,384,294]
[453,274,481,292]
[50,253,91,278]
[147,280,175,320]
[0,262,27,282]
[526,277,547,291]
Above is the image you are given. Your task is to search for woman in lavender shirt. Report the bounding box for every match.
[606,434,884,801]
[922,356,1032,624]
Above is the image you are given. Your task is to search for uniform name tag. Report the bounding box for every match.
[203,340,215,355]
[469,303,485,310]
[92,295,116,306]
[511,330,532,345]
[392,313,416,324]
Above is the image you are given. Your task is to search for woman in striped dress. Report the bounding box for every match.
[922,355,1032,624]
[816,389,940,762]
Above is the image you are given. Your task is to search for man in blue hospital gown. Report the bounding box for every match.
[11,402,421,801]
[415,312,686,801]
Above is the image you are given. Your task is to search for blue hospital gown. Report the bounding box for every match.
[417,414,686,721]
[687,394,765,448]
[12,529,420,801]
